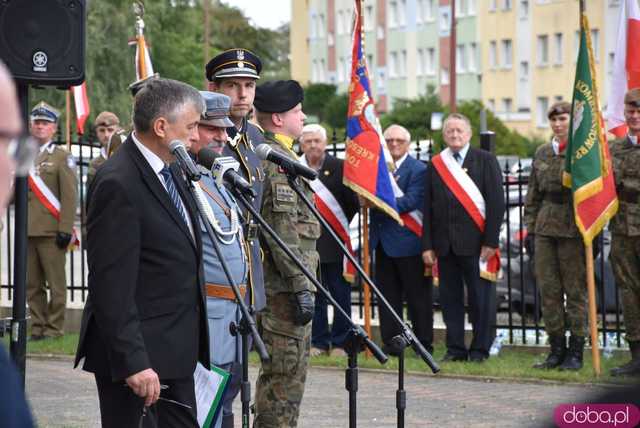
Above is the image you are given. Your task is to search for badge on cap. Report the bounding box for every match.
[237,50,245,60]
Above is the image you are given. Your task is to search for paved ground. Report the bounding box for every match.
[25,357,617,428]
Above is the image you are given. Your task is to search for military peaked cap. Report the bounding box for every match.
[206,48,262,81]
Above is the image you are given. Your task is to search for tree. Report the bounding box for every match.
[303,83,338,123]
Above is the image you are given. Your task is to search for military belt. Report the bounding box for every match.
[618,189,640,203]
[206,283,246,301]
[543,192,570,204]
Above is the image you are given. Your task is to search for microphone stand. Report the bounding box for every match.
[184,179,268,428]
[284,174,439,373]
[231,188,388,428]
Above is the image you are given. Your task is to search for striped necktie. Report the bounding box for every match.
[160,166,189,226]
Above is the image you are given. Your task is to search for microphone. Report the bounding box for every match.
[197,148,256,198]
[169,140,201,181]
[255,145,318,180]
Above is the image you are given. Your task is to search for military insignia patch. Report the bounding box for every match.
[237,50,245,60]
[275,184,295,203]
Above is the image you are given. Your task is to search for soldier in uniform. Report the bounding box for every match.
[206,49,266,314]
[609,88,640,377]
[524,101,587,370]
[27,102,78,340]
[190,91,249,428]
[86,111,120,189]
[252,80,319,427]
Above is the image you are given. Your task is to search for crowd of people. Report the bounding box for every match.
[0,44,638,427]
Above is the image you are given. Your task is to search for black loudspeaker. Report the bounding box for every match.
[0,0,86,86]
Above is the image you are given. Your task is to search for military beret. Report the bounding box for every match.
[94,111,120,127]
[624,88,640,108]
[199,91,234,128]
[30,101,60,123]
[206,48,262,81]
[128,73,160,97]
[547,101,572,119]
[254,80,304,114]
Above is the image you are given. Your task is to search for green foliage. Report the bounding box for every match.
[324,94,349,130]
[303,83,338,123]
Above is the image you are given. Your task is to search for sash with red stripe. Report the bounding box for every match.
[28,172,79,250]
[300,156,356,282]
[429,149,501,282]
[389,167,423,238]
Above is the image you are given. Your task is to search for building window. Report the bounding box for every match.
[591,29,600,61]
[338,57,345,82]
[417,49,424,75]
[425,0,435,20]
[337,11,344,35]
[489,41,498,69]
[553,33,563,65]
[537,97,549,127]
[502,98,513,113]
[365,6,374,31]
[318,14,325,37]
[312,60,318,82]
[519,0,529,18]
[389,51,398,77]
[574,30,580,61]
[441,67,450,85]
[537,35,549,66]
[389,0,398,28]
[400,50,407,76]
[469,43,478,72]
[489,0,497,11]
[366,54,374,70]
[456,0,466,17]
[399,0,407,26]
[310,15,317,39]
[554,95,563,102]
[608,51,615,75]
[488,98,496,112]
[501,39,513,69]
[456,44,467,73]
[426,47,436,75]
[520,61,529,81]
[468,0,476,15]
[503,0,512,10]
[439,7,451,36]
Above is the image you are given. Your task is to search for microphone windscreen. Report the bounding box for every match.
[197,148,220,170]
[169,140,184,153]
[255,144,271,161]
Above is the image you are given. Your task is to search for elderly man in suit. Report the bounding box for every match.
[299,124,359,358]
[422,113,505,363]
[370,124,433,356]
[75,78,210,427]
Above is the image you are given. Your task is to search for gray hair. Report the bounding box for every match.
[301,123,327,141]
[442,113,472,134]
[133,78,205,133]
[383,124,411,142]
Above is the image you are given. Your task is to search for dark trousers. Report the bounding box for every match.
[438,252,496,359]
[312,262,352,350]
[375,246,433,350]
[95,374,198,428]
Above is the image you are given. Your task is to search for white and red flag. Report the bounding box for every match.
[71,82,90,135]
[606,0,640,137]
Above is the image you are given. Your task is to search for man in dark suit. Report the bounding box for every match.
[75,78,210,427]
[300,124,359,357]
[370,124,433,356]
[422,113,505,362]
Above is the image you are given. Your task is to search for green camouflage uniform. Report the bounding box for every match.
[524,142,587,337]
[254,132,320,427]
[609,136,640,343]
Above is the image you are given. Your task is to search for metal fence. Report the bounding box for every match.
[0,135,626,348]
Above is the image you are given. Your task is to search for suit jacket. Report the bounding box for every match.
[74,137,210,382]
[422,146,505,257]
[370,155,426,258]
[315,154,359,264]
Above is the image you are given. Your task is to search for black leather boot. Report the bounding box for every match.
[610,341,640,377]
[533,335,566,369]
[559,336,585,370]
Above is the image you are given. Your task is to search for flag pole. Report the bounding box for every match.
[579,0,601,376]
[356,0,373,357]
[65,90,71,152]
